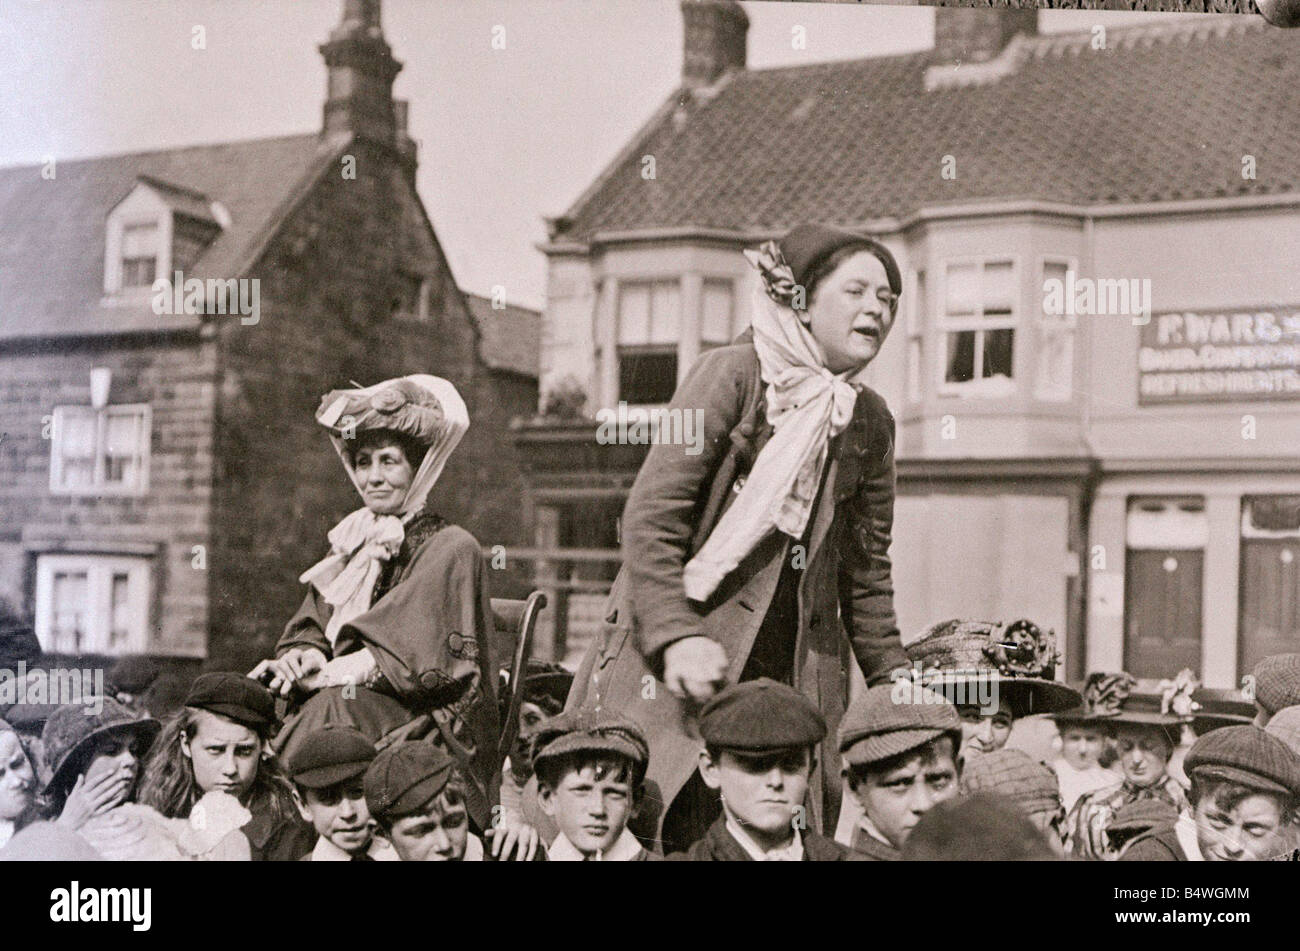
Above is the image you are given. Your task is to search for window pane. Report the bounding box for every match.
[983,328,1015,379]
[619,349,678,405]
[55,409,96,490]
[945,330,975,383]
[983,261,1015,317]
[701,280,733,344]
[945,264,978,317]
[110,573,133,649]
[648,281,681,345]
[1035,322,1073,402]
[52,571,89,654]
[617,284,651,345]
[122,223,158,256]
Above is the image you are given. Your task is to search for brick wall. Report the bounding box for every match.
[0,333,218,657]
[206,137,535,671]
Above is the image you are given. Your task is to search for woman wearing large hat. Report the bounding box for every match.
[248,375,500,831]
[903,618,1082,761]
[1060,672,1193,860]
[565,223,913,851]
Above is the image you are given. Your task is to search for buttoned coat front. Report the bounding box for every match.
[566,338,909,845]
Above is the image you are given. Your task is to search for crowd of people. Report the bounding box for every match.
[2,222,1298,861]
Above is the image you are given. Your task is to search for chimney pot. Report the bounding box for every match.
[932,8,1037,66]
[681,0,748,89]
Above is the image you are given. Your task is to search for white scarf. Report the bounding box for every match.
[300,375,469,647]
[682,284,858,602]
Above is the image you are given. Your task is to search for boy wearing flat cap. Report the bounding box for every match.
[287,726,395,861]
[839,683,962,860]
[959,749,1065,856]
[1250,653,1300,727]
[669,679,857,861]
[1121,725,1300,861]
[532,709,658,861]
[364,741,485,861]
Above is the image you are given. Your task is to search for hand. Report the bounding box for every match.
[309,649,377,692]
[662,636,728,704]
[248,647,327,697]
[486,818,540,862]
[56,762,133,831]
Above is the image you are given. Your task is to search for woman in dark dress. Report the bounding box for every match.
[566,224,912,851]
[248,375,500,830]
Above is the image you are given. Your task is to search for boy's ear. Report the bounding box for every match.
[292,785,312,824]
[536,782,556,819]
[698,749,721,791]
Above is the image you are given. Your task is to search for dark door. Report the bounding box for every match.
[1239,539,1300,675]
[1125,548,1203,678]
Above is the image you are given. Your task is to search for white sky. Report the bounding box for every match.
[0,0,1189,309]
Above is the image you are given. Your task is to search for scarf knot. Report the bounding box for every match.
[299,508,405,647]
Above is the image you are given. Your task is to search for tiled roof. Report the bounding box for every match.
[554,16,1300,243]
[0,133,338,340]
[465,293,541,378]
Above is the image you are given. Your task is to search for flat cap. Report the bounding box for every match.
[839,682,961,766]
[364,741,456,819]
[286,727,376,788]
[1184,724,1300,797]
[699,678,826,755]
[1264,705,1300,759]
[185,672,275,729]
[959,749,1061,817]
[531,708,648,774]
[1252,654,1300,716]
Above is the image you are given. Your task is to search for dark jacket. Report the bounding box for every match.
[241,798,316,862]
[850,826,901,861]
[568,341,909,846]
[666,816,860,862]
[1118,825,1188,861]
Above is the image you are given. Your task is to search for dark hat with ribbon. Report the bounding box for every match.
[40,698,160,796]
[183,672,276,730]
[699,678,827,755]
[904,619,1082,718]
[286,726,376,789]
[1190,686,1255,737]
[363,741,457,819]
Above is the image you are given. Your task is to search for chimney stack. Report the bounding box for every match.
[320,0,403,146]
[681,0,749,89]
[932,8,1037,66]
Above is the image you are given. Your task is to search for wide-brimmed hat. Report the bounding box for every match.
[904,619,1081,718]
[1190,687,1255,736]
[1050,670,1197,731]
[40,698,160,795]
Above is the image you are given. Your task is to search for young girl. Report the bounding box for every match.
[138,672,313,861]
[0,718,38,848]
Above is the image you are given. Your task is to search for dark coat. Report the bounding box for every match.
[1118,825,1187,861]
[567,340,909,846]
[850,826,901,861]
[666,816,860,862]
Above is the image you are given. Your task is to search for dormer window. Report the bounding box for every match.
[120,223,159,287]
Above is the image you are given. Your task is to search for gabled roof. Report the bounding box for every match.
[553,16,1300,244]
[0,133,339,340]
[464,293,541,379]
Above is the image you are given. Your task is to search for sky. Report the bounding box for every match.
[0,0,1188,309]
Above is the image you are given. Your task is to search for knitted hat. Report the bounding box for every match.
[363,742,457,819]
[1252,654,1300,716]
[184,672,276,730]
[40,699,161,796]
[838,682,961,766]
[286,727,376,789]
[958,749,1061,817]
[1264,705,1300,759]
[699,678,826,755]
[1183,724,1300,797]
[530,709,649,777]
[904,619,1081,718]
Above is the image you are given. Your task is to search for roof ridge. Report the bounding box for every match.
[0,130,323,174]
[1026,12,1262,59]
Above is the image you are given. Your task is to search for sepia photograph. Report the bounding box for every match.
[1,0,1299,930]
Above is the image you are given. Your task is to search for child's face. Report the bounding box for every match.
[539,762,634,856]
[1194,790,1287,862]
[701,747,811,846]
[1113,725,1171,788]
[852,744,958,850]
[386,797,470,861]
[957,700,1013,757]
[0,732,35,822]
[182,710,262,803]
[297,778,373,855]
[1060,727,1104,770]
[83,730,145,808]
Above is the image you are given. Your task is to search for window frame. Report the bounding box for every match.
[699,276,738,350]
[935,255,1021,398]
[614,277,684,407]
[906,268,926,404]
[1034,254,1079,403]
[49,403,152,497]
[33,553,153,655]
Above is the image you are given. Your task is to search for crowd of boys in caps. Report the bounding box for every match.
[4,604,1300,861]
